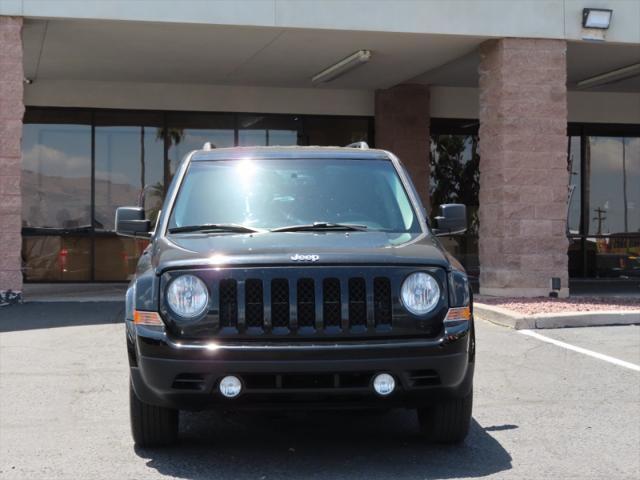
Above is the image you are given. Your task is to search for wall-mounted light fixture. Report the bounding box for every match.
[23,77,33,85]
[577,62,640,89]
[312,50,371,84]
[582,8,613,29]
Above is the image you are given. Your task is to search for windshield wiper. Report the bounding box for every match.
[169,223,260,234]
[270,222,368,233]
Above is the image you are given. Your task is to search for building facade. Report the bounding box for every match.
[1,0,639,302]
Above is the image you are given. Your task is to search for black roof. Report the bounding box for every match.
[191,146,390,162]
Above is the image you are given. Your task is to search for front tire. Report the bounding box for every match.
[130,381,178,447]
[417,390,473,444]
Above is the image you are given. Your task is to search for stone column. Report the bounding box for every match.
[375,84,430,210]
[0,17,24,304]
[478,38,569,298]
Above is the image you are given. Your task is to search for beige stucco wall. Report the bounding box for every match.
[24,81,640,125]
[3,0,639,45]
[431,86,640,124]
[24,80,375,116]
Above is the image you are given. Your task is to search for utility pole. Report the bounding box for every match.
[593,207,607,235]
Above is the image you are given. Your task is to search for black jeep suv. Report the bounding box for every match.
[117,144,475,447]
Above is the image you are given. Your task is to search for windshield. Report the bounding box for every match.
[168,159,421,233]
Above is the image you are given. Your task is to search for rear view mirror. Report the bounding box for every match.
[433,204,467,237]
[115,207,151,238]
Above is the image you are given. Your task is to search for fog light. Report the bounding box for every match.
[373,373,395,396]
[219,375,242,398]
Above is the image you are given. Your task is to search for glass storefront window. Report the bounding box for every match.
[22,236,91,282]
[94,112,164,231]
[429,133,480,281]
[21,110,93,282]
[19,107,372,282]
[20,109,639,286]
[238,115,300,147]
[586,137,640,235]
[567,237,583,278]
[302,116,370,146]
[567,136,581,235]
[569,133,640,280]
[584,236,640,279]
[93,236,149,281]
[166,112,235,177]
[22,113,92,229]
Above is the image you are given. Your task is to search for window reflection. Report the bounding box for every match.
[303,116,369,146]
[570,135,639,280]
[19,108,372,282]
[238,115,300,147]
[429,134,480,281]
[166,113,235,177]
[584,236,640,279]
[586,137,640,235]
[567,136,581,235]
[94,236,149,281]
[22,236,91,281]
[22,122,91,229]
[94,113,164,231]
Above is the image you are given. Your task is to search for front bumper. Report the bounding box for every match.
[129,320,474,410]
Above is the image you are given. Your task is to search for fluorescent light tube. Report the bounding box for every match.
[312,50,372,84]
[577,63,640,89]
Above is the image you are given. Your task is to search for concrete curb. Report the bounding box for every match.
[475,302,640,329]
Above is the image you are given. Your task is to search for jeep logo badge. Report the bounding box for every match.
[290,254,320,262]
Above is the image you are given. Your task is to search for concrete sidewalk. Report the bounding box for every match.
[475,302,640,330]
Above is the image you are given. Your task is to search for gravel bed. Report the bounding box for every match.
[476,296,640,315]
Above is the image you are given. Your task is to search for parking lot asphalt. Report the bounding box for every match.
[0,302,638,480]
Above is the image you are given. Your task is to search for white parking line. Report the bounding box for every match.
[519,329,640,372]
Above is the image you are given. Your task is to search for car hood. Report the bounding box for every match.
[152,231,456,273]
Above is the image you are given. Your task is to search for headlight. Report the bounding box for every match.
[167,274,209,318]
[401,272,440,315]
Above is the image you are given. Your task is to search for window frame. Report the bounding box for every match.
[567,122,640,279]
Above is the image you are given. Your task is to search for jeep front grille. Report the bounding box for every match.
[218,276,392,332]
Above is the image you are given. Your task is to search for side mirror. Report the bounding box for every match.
[115,207,151,237]
[433,204,467,237]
